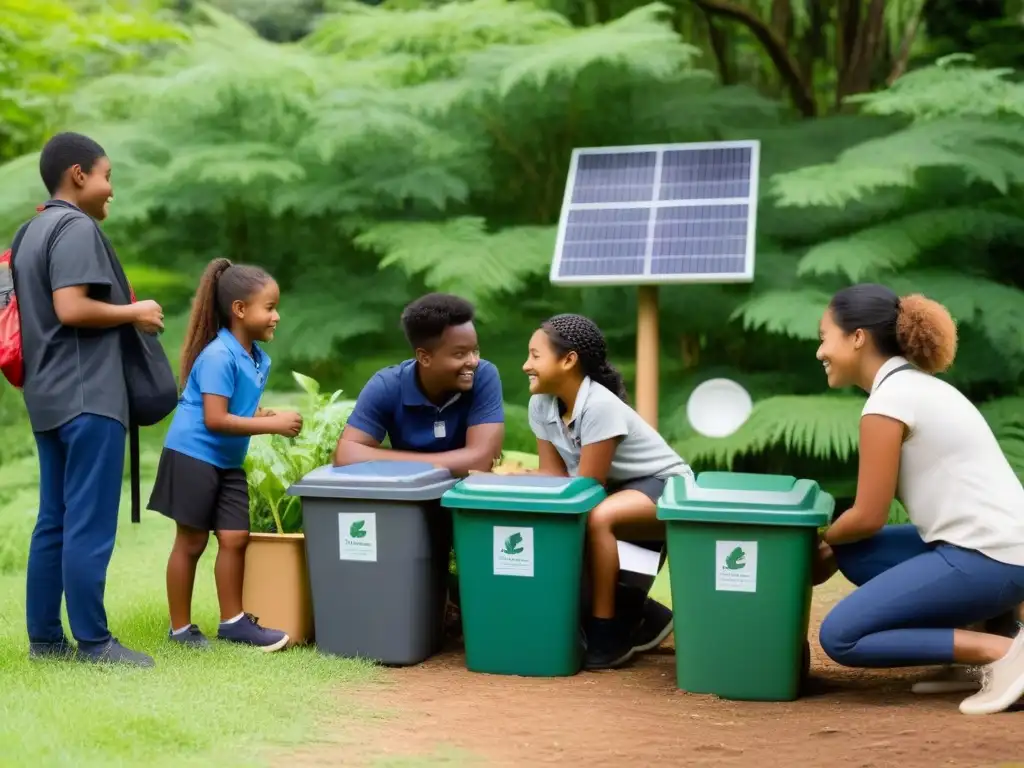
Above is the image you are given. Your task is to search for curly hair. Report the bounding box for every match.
[400,293,475,350]
[541,313,628,402]
[829,284,958,374]
[895,293,957,374]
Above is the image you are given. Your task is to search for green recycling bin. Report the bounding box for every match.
[441,474,605,677]
[657,471,833,701]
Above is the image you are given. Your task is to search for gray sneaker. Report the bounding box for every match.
[168,624,210,649]
[217,613,289,652]
[29,637,76,661]
[77,638,155,668]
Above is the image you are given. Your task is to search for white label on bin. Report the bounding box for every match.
[493,526,534,577]
[715,540,757,593]
[338,512,377,563]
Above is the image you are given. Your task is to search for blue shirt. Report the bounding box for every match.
[164,328,271,469]
[346,359,504,452]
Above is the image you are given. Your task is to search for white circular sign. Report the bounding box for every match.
[686,378,753,438]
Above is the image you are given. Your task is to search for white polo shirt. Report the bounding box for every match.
[528,377,691,483]
[863,356,1024,566]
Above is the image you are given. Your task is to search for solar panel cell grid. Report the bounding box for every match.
[551,141,759,285]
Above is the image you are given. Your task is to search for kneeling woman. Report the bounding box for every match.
[523,314,691,670]
[815,284,1024,715]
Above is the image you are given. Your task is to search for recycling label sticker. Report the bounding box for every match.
[493,526,534,578]
[338,512,377,563]
[715,540,757,593]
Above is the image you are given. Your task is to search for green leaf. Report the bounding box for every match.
[730,289,832,341]
[771,118,1024,208]
[797,209,1024,281]
[291,371,320,398]
[676,394,865,468]
[355,218,556,309]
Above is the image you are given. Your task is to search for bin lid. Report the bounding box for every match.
[286,461,458,501]
[440,474,605,514]
[656,471,833,527]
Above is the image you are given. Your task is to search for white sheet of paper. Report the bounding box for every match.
[617,540,661,576]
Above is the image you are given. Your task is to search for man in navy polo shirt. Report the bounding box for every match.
[335,293,504,473]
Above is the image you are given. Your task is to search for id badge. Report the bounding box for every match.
[433,420,447,439]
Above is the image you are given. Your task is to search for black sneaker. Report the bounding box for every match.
[629,599,674,654]
[77,638,155,668]
[584,617,635,670]
[29,637,76,661]
[217,613,289,652]
[168,624,210,649]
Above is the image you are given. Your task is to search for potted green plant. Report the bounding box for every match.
[242,372,354,646]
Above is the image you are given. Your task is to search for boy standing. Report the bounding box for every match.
[15,132,164,667]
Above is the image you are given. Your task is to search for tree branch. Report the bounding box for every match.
[886,4,928,86]
[699,6,734,85]
[689,0,816,117]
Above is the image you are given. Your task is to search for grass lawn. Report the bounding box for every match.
[0,449,378,768]
[0,431,676,767]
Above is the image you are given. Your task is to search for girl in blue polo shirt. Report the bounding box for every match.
[148,258,303,651]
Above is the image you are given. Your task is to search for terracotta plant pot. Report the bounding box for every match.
[242,532,314,647]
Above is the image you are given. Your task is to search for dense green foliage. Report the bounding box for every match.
[1,0,1022,505]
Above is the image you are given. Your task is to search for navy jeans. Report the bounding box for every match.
[819,524,1024,668]
[27,414,125,648]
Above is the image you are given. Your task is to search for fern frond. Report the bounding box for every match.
[852,60,1024,121]
[307,0,571,69]
[771,118,1024,208]
[474,3,699,98]
[354,218,555,309]
[675,394,865,468]
[979,396,1024,480]
[730,289,832,341]
[797,209,1024,281]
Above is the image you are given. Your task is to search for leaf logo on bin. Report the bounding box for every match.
[724,546,747,570]
[349,520,368,539]
[501,532,525,555]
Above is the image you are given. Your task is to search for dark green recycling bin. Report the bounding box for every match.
[287,461,457,666]
[657,471,833,701]
[441,474,605,677]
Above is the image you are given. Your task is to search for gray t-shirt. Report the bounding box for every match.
[13,203,129,433]
[528,377,691,483]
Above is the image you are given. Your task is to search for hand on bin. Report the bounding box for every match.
[811,535,838,586]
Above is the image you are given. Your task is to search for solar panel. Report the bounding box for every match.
[550,141,760,286]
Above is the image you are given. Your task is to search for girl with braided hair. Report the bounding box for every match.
[813,284,1024,715]
[524,313,692,669]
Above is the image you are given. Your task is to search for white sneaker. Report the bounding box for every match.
[911,664,981,694]
[960,631,1024,715]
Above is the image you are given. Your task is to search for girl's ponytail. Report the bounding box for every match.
[594,360,629,403]
[179,258,232,389]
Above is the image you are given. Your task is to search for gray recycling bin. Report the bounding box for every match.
[286,460,457,665]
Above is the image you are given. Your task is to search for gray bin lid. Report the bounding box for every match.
[286,460,457,501]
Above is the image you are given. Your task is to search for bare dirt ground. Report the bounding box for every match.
[285,579,1024,768]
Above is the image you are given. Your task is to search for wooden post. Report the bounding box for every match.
[635,285,659,428]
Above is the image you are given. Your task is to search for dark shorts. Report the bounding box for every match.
[606,476,666,504]
[147,448,249,532]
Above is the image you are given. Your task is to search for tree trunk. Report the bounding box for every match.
[688,0,817,117]
[837,0,887,102]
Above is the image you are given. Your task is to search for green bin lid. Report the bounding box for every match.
[656,471,833,527]
[286,461,457,501]
[441,474,605,514]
